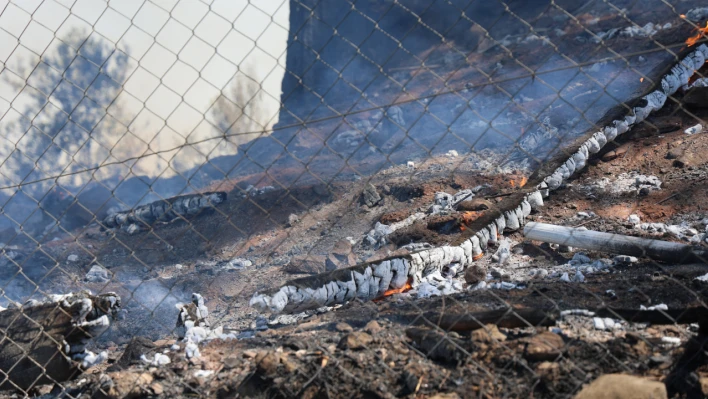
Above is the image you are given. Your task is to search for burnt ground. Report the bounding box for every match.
[2,6,708,396]
[5,77,708,399]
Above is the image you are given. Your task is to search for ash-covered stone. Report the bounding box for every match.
[361,184,382,207]
[85,264,111,283]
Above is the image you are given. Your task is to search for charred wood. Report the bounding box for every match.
[102,192,227,233]
[0,291,120,392]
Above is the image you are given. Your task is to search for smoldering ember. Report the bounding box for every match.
[1,1,708,398]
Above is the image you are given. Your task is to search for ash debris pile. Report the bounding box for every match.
[0,291,121,391]
[102,192,227,234]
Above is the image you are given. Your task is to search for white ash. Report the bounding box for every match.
[637,222,704,241]
[222,258,252,270]
[661,337,681,346]
[573,270,585,283]
[628,214,641,225]
[559,272,571,282]
[185,341,200,358]
[75,351,108,369]
[387,106,405,126]
[415,282,442,298]
[694,273,708,282]
[614,255,638,264]
[194,370,214,378]
[684,124,703,135]
[640,304,668,311]
[85,265,111,283]
[686,7,708,22]
[492,238,511,265]
[561,309,595,317]
[364,213,425,248]
[446,150,459,158]
[575,211,596,219]
[68,254,79,262]
[489,281,519,290]
[582,171,661,196]
[141,353,171,366]
[403,243,434,251]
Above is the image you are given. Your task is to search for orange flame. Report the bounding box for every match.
[509,176,528,188]
[686,22,708,47]
[473,253,484,261]
[461,211,482,224]
[376,278,413,300]
[680,14,686,18]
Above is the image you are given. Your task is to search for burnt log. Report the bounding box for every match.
[0,291,120,392]
[417,307,558,332]
[102,192,227,233]
[523,222,708,264]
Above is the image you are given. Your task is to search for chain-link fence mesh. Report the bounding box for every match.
[0,0,707,397]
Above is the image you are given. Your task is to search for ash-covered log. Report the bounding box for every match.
[102,192,227,234]
[0,291,120,392]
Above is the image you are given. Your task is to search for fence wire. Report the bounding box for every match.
[0,0,707,397]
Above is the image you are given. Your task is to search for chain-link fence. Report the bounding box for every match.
[0,0,707,397]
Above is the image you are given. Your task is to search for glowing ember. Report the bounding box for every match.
[377,278,413,299]
[680,14,686,18]
[686,22,708,47]
[473,253,484,261]
[461,211,482,224]
[509,176,528,188]
[640,77,644,82]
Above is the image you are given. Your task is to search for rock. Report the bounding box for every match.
[284,255,327,274]
[573,374,667,399]
[628,214,641,225]
[536,361,560,382]
[520,331,564,361]
[335,322,354,333]
[490,267,510,281]
[665,147,684,160]
[287,214,299,227]
[471,324,506,344]
[67,254,79,262]
[364,320,383,334]
[361,184,382,207]
[338,332,373,350]
[326,239,357,271]
[224,258,252,270]
[85,264,111,283]
[464,265,487,285]
[602,144,630,161]
[673,155,690,168]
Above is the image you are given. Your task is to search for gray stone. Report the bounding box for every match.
[85,265,111,283]
[361,184,382,207]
